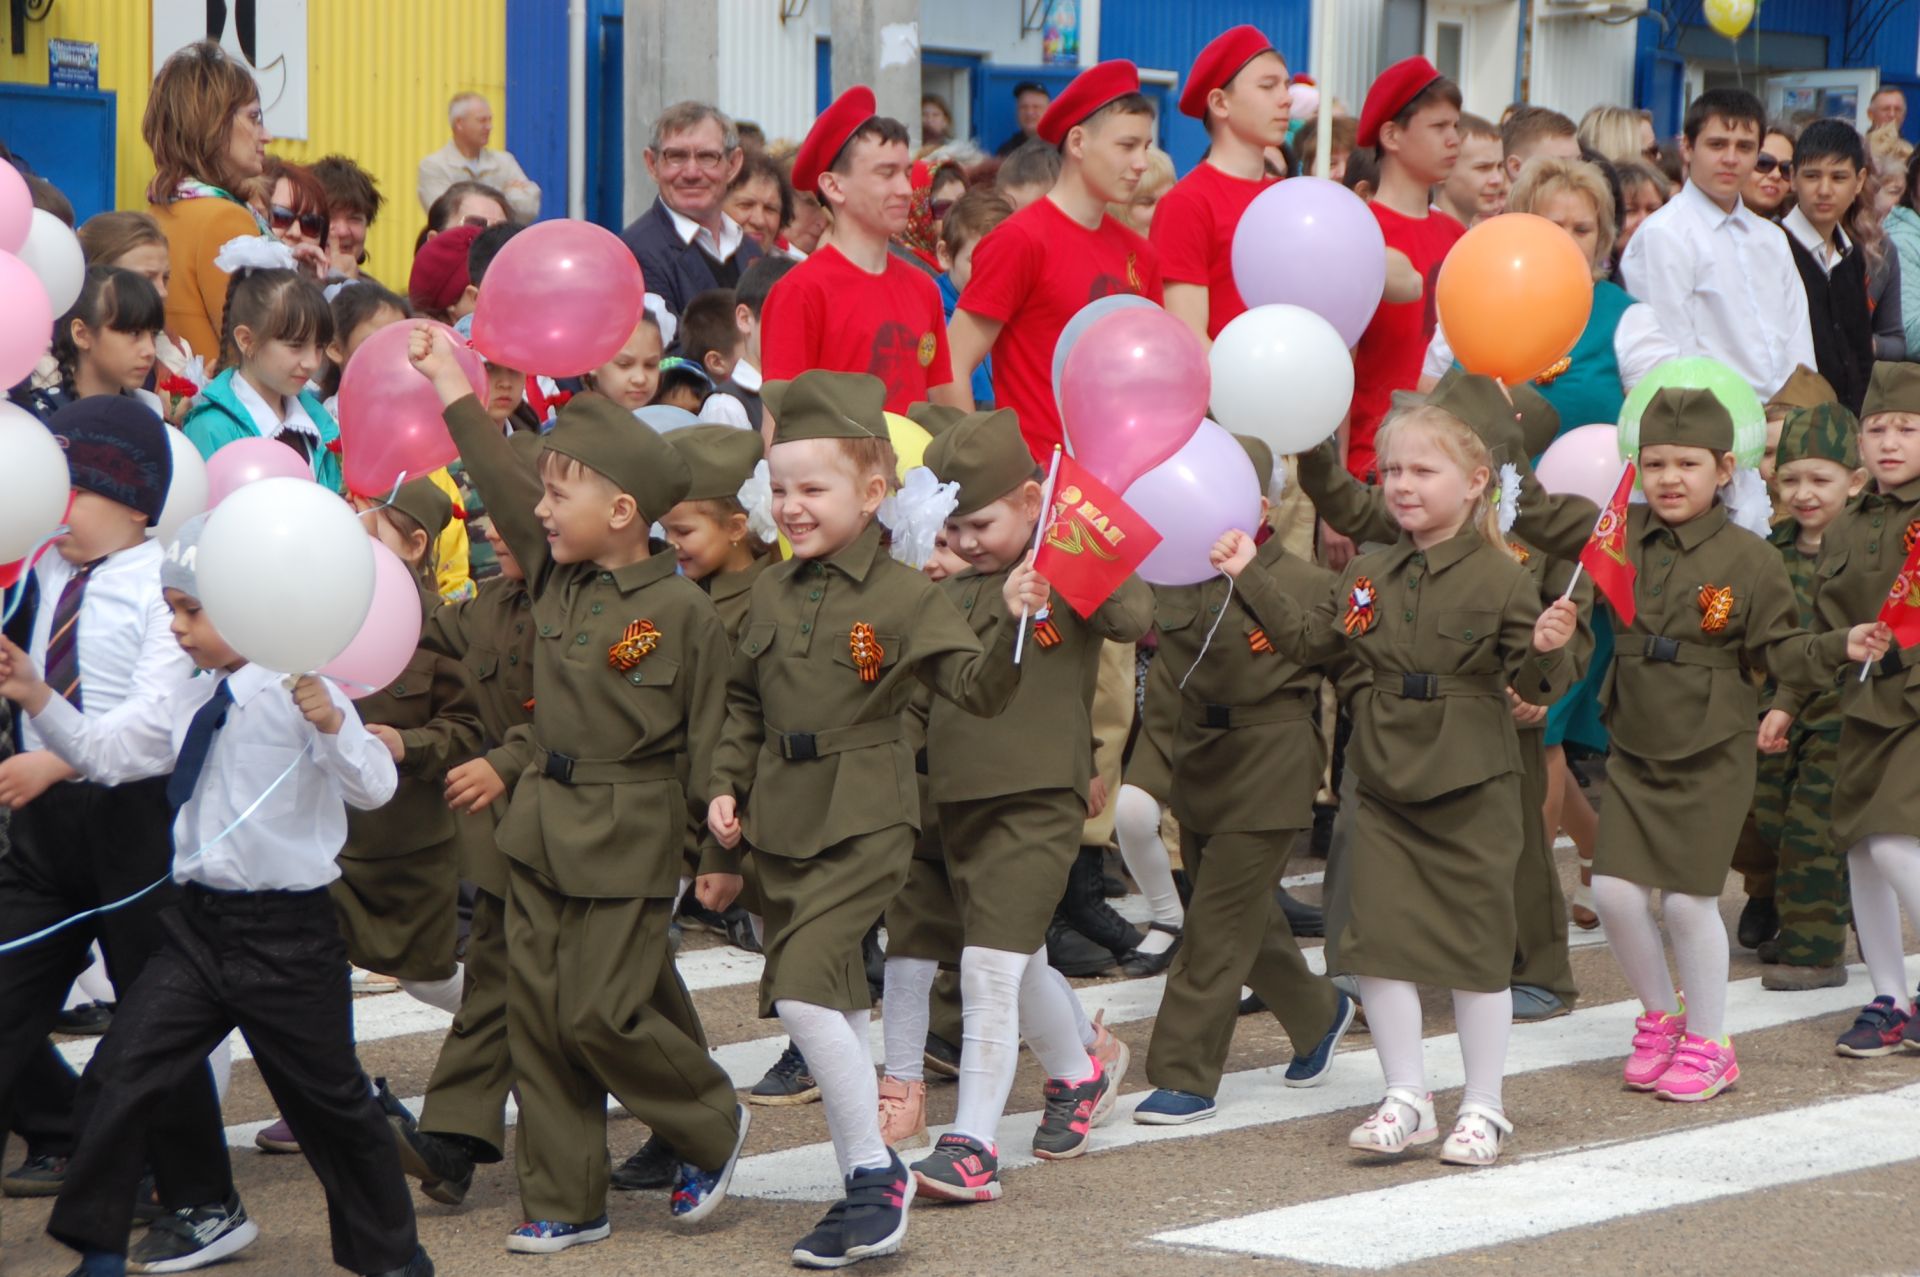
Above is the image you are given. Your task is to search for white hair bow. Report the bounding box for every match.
[213,234,297,274]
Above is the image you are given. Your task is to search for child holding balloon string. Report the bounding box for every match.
[1216,398,1580,1166]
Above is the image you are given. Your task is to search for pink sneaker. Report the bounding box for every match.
[1654,1033,1739,1102]
[1623,1005,1687,1090]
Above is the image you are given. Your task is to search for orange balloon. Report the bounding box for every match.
[1434,212,1594,385]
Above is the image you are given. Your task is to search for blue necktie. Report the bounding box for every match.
[167,679,235,810]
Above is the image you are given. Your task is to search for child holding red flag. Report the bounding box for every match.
[951,60,1165,458]
[1783,363,1920,1055]
[906,413,1151,1203]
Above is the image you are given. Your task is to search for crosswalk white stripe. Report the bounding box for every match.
[1154,1081,1920,1268]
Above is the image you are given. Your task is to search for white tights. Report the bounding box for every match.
[950,945,1094,1146]
[776,998,891,1178]
[1115,785,1183,954]
[1848,835,1920,1004]
[880,956,937,1081]
[400,965,466,1016]
[1355,976,1510,1113]
[1591,874,1728,1040]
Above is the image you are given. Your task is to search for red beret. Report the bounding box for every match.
[793,85,878,193]
[1357,55,1444,149]
[1037,60,1141,146]
[409,222,482,314]
[1179,26,1276,120]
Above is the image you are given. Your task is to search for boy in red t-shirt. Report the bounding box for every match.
[1152,25,1291,342]
[1345,57,1466,480]
[760,86,962,415]
[951,60,1166,459]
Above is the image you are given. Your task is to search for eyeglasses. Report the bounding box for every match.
[1753,153,1793,178]
[656,147,730,173]
[269,204,328,238]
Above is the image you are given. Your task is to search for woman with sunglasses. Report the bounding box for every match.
[261,156,333,281]
[1743,123,1799,220]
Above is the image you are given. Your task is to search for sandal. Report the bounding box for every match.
[1439,1102,1513,1167]
[1346,1087,1436,1156]
[1571,857,1599,930]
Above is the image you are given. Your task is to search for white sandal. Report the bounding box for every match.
[1347,1087,1437,1156]
[1439,1102,1513,1167]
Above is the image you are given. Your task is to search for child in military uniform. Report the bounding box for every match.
[1516,387,1884,1102]
[706,370,1046,1269]
[1231,400,1579,1167]
[905,408,1151,1202]
[1131,435,1358,1130]
[1753,402,1866,994]
[410,327,750,1254]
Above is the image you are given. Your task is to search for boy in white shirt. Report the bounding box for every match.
[0,511,431,1277]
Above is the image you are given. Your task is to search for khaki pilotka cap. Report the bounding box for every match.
[543,392,691,520]
[1861,361,1920,419]
[906,401,968,439]
[923,410,1035,516]
[763,370,890,444]
[1638,386,1735,452]
[1509,382,1561,457]
[387,476,454,538]
[1392,368,1533,462]
[1766,365,1839,417]
[1234,434,1276,492]
[1775,402,1861,470]
[666,425,764,502]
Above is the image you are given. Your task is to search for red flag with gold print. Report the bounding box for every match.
[1032,453,1161,618]
[1579,461,1639,627]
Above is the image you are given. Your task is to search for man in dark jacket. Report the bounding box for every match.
[620,101,764,325]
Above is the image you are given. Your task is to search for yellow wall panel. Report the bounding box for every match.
[2,0,507,292]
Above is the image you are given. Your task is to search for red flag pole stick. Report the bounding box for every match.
[1014,445,1065,667]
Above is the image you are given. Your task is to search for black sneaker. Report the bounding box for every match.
[363,1245,435,1277]
[792,1153,913,1269]
[3,1151,68,1197]
[377,1078,474,1207]
[721,907,762,954]
[922,1032,960,1079]
[610,1132,677,1191]
[747,1041,820,1105]
[862,923,886,1002]
[1032,1058,1108,1160]
[128,1193,259,1273]
[677,897,729,934]
[53,1001,114,1035]
[1238,990,1266,1016]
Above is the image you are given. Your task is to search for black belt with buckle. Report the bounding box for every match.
[778,732,820,761]
[544,750,577,783]
[1644,635,1681,662]
[1201,703,1233,728]
[1400,672,1441,701]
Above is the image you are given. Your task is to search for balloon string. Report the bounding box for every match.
[1179,578,1236,690]
[0,526,72,627]
[0,740,313,955]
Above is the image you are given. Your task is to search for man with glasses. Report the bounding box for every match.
[418,92,541,224]
[620,101,764,323]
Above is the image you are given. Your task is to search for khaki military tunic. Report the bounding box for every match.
[1122,648,1177,802]
[707,556,770,639]
[928,568,1151,954]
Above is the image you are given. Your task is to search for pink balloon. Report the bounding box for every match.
[469,219,645,377]
[0,164,29,253]
[319,539,424,699]
[206,437,313,507]
[1061,307,1209,492]
[1122,421,1263,587]
[1534,423,1625,508]
[0,252,52,387]
[337,319,486,497]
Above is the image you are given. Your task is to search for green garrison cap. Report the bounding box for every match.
[1766,364,1838,417]
[1775,401,1861,470]
[666,425,764,502]
[1638,385,1734,453]
[388,475,453,538]
[906,401,968,439]
[1861,361,1920,420]
[1509,382,1560,458]
[1233,433,1275,492]
[543,392,691,520]
[923,409,1035,516]
[763,370,889,445]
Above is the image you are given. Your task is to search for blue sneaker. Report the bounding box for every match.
[1132,1088,1217,1125]
[669,1104,751,1224]
[1285,990,1357,1088]
[504,1216,610,1254]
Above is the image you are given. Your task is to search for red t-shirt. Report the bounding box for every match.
[957,197,1165,459]
[1346,203,1466,479]
[760,244,954,414]
[1149,162,1274,340]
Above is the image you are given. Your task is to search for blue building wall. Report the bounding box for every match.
[505,0,570,220]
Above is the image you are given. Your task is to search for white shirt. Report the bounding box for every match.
[20,540,193,756]
[696,359,760,431]
[663,200,747,263]
[1783,205,1850,275]
[31,665,397,892]
[416,141,541,223]
[1619,179,1816,399]
[1420,303,1679,403]
[231,372,320,449]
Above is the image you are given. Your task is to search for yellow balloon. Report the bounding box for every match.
[772,413,932,560]
[1704,0,1754,39]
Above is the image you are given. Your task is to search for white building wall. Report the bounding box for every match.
[1529,12,1638,121]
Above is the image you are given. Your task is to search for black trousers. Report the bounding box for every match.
[9,1044,79,1157]
[0,778,228,1204]
[49,885,419,1271]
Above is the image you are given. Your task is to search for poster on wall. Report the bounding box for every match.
[1042,0,1080,67]
[151,0,309,140]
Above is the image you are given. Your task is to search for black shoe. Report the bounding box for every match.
[611,1132,677,1191]
[131,1171,163,1225]
[1110,922,1181,978]
[1239,990,1266,1016]
[721,907,761,954]
[53,1001,114,1035]
[792,1153,912,1268]
[128,1192,258,1272]
[862,922,886,1002]
[1737,896,1780,950]
[1276,887,1325,938]
[1060,846,1143,957]
[922,1032,960,1079]
[377,1077,473,1207]
[1307,803,1336,860]
[747,1041,820,1105]
[363,1246,434,1277]
[1047,916,1120,977]
[677,897,729,935]
[3,1151,68,1197]
[1101,850,1129,898]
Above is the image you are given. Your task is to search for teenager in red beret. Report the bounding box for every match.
[759,87,962,415]
[949,60,1166,459]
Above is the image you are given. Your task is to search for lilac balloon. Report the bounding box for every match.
[1535,423,1625,508]
[1051,292,1158,415]
[1231,177,1386,347]
[1122,421,1263,587]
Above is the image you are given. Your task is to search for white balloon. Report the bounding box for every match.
[1208,304,1354,455]
[195,477,374,673]
[15,209,86,316]
[0,403,71,562]
[153,426,210,546]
